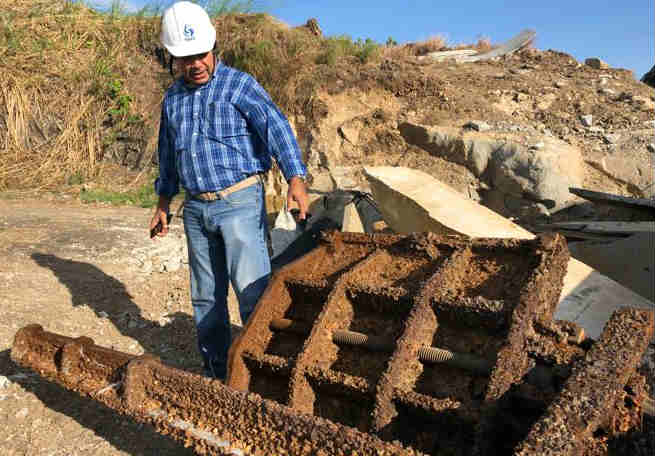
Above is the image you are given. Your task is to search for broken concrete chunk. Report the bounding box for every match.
[602,133,620,144]
[341,202,365,233]
[464,120,492,132]
[363,166,654,339]
[585,57,609,69]
[419,48,477,62]
[580,114,593,127]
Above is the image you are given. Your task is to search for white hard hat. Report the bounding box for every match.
[160,1,216,57]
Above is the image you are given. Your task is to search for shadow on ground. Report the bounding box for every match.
[30,252,202,372]
[1,349,195,455]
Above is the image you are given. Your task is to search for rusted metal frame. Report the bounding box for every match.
[514,308,655,456]
[286,248,393,418]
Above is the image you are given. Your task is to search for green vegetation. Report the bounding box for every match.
[316,35,380,65]
[79,182,161,207]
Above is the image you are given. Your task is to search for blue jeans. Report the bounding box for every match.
[183,182,271,379]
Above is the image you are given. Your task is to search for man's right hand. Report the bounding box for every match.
[149,197,171,238]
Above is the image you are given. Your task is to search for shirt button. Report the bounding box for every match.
[192,153,196,157]
[192,132,197,135]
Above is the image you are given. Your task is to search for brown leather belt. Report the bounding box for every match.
[192,174,262,202]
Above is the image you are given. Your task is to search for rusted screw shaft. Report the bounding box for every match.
[270,318,492,375]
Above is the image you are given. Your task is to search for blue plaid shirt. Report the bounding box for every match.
[155,63,307,198]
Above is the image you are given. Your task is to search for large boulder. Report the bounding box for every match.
[487,137,584,214]
[398,122,584,217]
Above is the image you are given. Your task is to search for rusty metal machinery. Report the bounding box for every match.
[12,231,655,455]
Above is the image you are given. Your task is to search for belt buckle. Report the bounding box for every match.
[195,192,219,202]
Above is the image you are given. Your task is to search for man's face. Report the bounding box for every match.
[178,51,215,86]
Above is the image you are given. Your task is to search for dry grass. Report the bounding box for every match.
[0,3,365,191]
[0,0,164,190]
[0,1,497,193]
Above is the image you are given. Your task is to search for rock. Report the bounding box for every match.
[530,142,545,150]
[329,166,360,190]
[585,58,609,69]
[307,170,336,194]
[594,151,654,192]
[536,93,557,110]
[631,95,655,111]
[602,133,620,144]
[0,376,9,390]
[15,407,28,419]
[98,311,109,318]
[588,126,605,134]
[554,80,567,88]
[338,121,361,145]
[598,88,616,96]
[464,120,492,132]
[488,137,584,212]
[647,144,655,153]
[580,115,593,127]
[140,259,153,275]
[467,139,496,177]
[161,255,181,272]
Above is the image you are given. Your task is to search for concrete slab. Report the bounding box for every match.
[538,221,655,234]
[568,233,654,303]
[364,166,654,339]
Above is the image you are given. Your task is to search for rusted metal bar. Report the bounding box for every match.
[11,324,419,456]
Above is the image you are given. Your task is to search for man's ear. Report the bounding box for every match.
[169,55,175,78]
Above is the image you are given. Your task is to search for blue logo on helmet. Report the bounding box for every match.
[183,24,195,41]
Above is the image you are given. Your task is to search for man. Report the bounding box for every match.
[149,1,308,381]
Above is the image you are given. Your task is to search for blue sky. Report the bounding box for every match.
[94,0,653,78]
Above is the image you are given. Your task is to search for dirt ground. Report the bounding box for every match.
[0,195,653,455]
[0,195,208,455]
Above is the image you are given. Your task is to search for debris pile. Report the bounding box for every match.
[13,231,653,455]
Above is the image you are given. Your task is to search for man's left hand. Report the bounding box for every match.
[287,176,309,220]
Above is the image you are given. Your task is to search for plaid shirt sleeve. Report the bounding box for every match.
[238,77,307,181]
[154,98,180,199]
